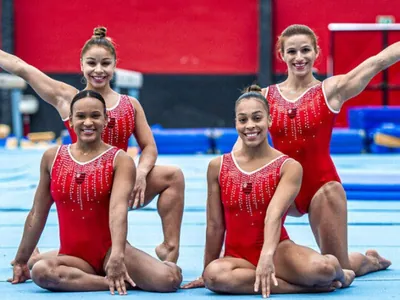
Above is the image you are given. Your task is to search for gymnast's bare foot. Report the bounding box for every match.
[156,242,179,263]
[331,280,342,289]
[341,269,356,288]
[365,250,392,270]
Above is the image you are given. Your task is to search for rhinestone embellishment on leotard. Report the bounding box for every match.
[107,117,116,128]
[220,154,286,216]
[102,95,135,150]
[50,146,117,212]
[75,172,86,184]
[242,182,252,194]
[268,84,331,143]
[287,108,297,119]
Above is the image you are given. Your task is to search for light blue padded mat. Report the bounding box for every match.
[0,150,399,299]
[1,151,400,211]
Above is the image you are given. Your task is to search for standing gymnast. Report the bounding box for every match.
[234,24,398,276]
[0,26,184,263]
[182,89,355,297]
[9,90,182,294]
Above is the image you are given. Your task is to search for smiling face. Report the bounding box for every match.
[69,96,107,144]
[235,97,271,148]
[80,46,116,89]
[281,34,318,77]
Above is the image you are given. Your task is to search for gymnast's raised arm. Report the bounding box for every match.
[0,49,78,118]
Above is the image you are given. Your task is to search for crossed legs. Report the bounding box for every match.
[202,240,355,295]
[31,242,182,293]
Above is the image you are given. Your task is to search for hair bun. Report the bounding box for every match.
[244,84,262,94]
[93,26,107,39]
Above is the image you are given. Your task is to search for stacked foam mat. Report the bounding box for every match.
[343,181,400,200]
[343,107,400,200]
[371,124,400,153]
[59,126,366,154]
[60,129,72,145]
[330,128,365,154]
[348,107,400,153]
[50,106,398,155]
[151,128,213,154]
[151,127,366,155]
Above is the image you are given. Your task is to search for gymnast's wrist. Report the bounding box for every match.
[109,250,125,260]
[13,256,28,265]
[136,167,150,178]
[260,249,275,258]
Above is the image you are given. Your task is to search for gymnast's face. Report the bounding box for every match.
[235,98,271,148]
[281,34,318,77]
[81,46,116,89]
[69,97,107,143]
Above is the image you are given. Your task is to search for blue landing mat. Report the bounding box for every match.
[1,246,398,282]
[1,213,399,248]
[2,209,400,226]
[0,152,400,210]
[0,280,398,300]
[1,151,399,299]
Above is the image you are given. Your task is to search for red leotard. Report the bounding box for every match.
[64,94,135,151]
[267,82,341,215]
[219,153,290,267]
[50,145,121,274]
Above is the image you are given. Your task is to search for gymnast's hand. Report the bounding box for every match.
[8,263,31,284]
[181,276,205,289]
[129,172,147,209]
[254,254,278,298]
[105,256,136,295]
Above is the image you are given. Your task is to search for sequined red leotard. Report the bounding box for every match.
[64,94,135,151]
[219,153,290,267]
[50,145,121,274]
[267,82,341,215]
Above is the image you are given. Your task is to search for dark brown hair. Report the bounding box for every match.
[70,90,107,115]
[236,84,269,114]
[276,24,319,54]
[81,27,117,60]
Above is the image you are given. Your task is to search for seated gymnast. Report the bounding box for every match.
[1,26,184,265]
[182,87,355,297]
[8,90,182,295]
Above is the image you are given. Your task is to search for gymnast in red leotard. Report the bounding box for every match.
[234,24,398,277]
[266,82,340,215]
[51,143,120,276]
[183,87,355,297]
[9,90,182,294]
[63,93,135,152]
[219,152,290,267]
[0,26,184,264]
